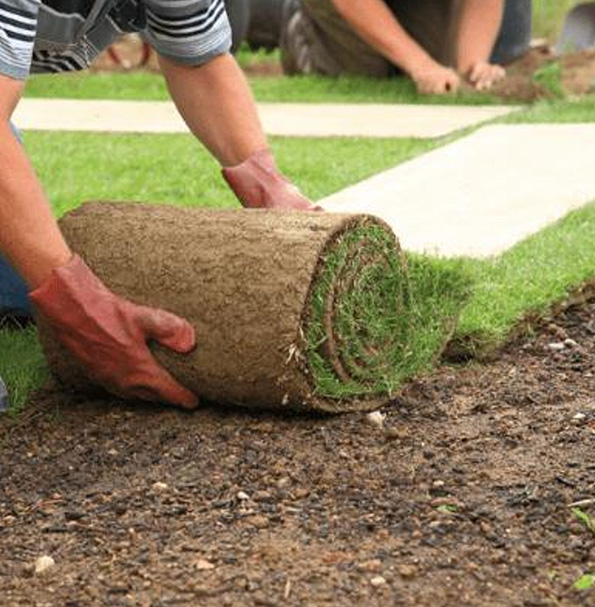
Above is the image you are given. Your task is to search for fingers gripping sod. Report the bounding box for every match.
[31,256,198,409]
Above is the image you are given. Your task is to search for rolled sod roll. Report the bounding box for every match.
[38,202,416,413]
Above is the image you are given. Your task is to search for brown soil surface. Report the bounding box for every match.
[489,46,595,102]
[1,298,595,605]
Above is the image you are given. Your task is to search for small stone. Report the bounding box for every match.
[383,427,402,440]
[564,338,579,349]
[358,559,383,573]
[370,576,387,587]
[548,342,566,352]
[35,556,55,575]
[292,487,310,500]
[572,413,587,424]
[237,491,250,501]
[398,564,418,579]
[152,482,168,491]
[432,480,445,488]
[366,411,386,429]
[194,559,215,571]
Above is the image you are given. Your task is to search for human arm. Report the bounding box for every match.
[0,76,197,408]
[0,76,71,288]
[456,0,506,90]
[159,52,315,209]
[331,0,459,94]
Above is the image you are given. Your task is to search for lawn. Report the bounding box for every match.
[533,0,583,40]
[2,91,595,410]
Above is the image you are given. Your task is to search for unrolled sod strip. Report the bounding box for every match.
[37,202,460,413]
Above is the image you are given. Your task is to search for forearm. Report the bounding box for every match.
[159,53,267,166]
[456,0,505,72]
[0,123,71,288]
[331,0,434,75]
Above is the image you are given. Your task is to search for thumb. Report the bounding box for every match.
[135,305,196,354]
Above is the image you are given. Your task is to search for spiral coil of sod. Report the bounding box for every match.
[304,222,412,399]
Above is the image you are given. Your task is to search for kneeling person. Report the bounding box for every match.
[281,0,532,94]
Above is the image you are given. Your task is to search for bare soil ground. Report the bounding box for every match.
[490,46,595,102]
[1,298,594,606]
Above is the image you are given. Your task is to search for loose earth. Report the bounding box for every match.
[1,300,594,607]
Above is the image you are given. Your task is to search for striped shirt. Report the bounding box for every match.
[0,0,231,80]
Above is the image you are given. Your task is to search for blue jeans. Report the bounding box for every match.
[491,0,533,65]
[0,122,32,318]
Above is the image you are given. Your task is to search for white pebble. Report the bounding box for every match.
[152,482,168,491]
[366,411,386,429]
[35,556,55,574]
[564,338,579,349]
[548,342,566,352]
[237,491,250,501]
[573,413,587,421]
[370,576,387,587]
[194,559,215,571]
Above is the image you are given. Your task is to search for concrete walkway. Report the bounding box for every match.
[321,124,595,257]
[15,98,592,259]
[14,98,518,139]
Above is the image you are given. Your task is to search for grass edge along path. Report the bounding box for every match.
[451,203,595,358]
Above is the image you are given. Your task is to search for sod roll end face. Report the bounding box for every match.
[37,202,463,413]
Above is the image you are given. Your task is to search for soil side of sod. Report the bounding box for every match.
[1,300,594,606]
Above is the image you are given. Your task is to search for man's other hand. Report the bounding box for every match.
[465,61,506,91]
[410,60,460,95]
[222,149,320,211]
[30,256,198,409]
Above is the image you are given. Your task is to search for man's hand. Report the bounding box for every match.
[30,255,198,408]
[465,61,506,91]
[410,60,460,95]
[223,149,319,211]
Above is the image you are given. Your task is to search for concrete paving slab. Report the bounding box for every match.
[321,124,595,258]
[14,98,518,138]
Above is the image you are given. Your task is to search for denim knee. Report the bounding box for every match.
[0,255,31,316]
[491,0,532,65]
[1,121,30,317]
